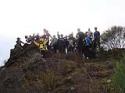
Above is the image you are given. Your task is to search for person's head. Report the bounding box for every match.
[25,35,28,39]
[29,35,32,38]
[33,33,35,36]
[71,34,73,37]
[77,28,80,32]
[36,33,39,37]
[61,34,63,38]
[88,28,91,32]
[69,33,73,38]
[53,35,56,38]
[94,27,97,31]
[85,32,88,37]
[43,28,48,34]
[17,37,20,41]
[57,32,59,34]
[57,32,60,37]
[65,35,68,39]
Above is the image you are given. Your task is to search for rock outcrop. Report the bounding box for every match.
[0,43,115,93]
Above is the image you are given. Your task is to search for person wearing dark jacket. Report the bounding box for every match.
[58,34,65,53]
[76,28,85,57]
[94,27,100,49]
[15,37,25,49]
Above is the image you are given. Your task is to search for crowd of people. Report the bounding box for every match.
[15,27,100,59]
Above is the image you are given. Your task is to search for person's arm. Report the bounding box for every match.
[44,39,49,45]
[47,32,52,38]
[57,32,60,38]
[98,31,100,37]
[44,31,52,39]
[76,33,78,37]
[33,41,39,47]
[21,41,25,45]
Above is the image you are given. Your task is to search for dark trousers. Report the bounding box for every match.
[53,44,57,53]
[84,46,91,58]
[77,43,84,56]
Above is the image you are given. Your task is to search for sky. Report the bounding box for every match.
[0,0,125,66]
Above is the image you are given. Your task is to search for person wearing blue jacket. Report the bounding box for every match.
[84,35,92,59]
[85,36,92,47]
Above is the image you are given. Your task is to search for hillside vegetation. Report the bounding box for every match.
[0,43,125,93]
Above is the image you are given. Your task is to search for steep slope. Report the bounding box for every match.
[0,43,115,93]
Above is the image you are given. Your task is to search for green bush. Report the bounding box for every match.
[111,56,125,93]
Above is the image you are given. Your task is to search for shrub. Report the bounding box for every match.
[111,56,125,93]
[101,26,125,49]
[40,70,59,92]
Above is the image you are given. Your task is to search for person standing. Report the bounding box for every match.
[50,35,58,53]
[94,27,100,49]
[76,28,85,57]
[86,28,93,39]
[84,35,92,59]
[68,34,75,53]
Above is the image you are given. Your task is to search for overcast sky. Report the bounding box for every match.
[0,0,125,66]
